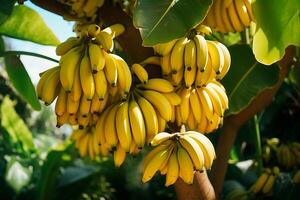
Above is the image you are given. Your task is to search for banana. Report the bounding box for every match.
[56,112,69,127]
[153,39,177,56]
[170,37,188,73]
[137,96,159,143]
[228,2,244,32]
[221,4,235,32]
[98,92,109,112]
[165,147,179,186]
[78,113,90,129]
[55,87,68,116]
[110,54,132,94]
[79,96,91,117]
[187,109,197,130]
[95,106,112,146]
[197,108,208,134]
[195,56,215,88]
[56,37,81,56]
[41,69,60,105]
[160,54,172,76]
[102,24,125,38]
[193,34,208,71]
[186,131,216,169]
[223,0,233,8]
[235,0,251,27]
[115,101,132,152]
[103,52,118,87]
[163,92,181,106]
[151,132,173,146]
[93,70,107,100]
[205,3,217,28]
[214,0,227,32]
[216,42,231,80]
[95,31,114,52]
[131,63,148,84]
[159,144,175,173]
[175,105,182,127]
[177,147,195,184]
[68,114,78,125]
[78,133,90,157]
[37,66,60,99]
[207,82,229,110]
[80,50,95,100]
[242,0,254,21]
[138,89,172,121]
[88,133,95,160]
[70,64,82,101]
[139,78,173,93]
[67,94,80,115]
[262,174,275,194]
[197,88,214,119]
[129,98,146,148]
[104,104,119,149]
[142,148,170,183]
[179,88,191,123]
[83,1,101,18]
[204,86,224,116]
[141,56,161,66]
[89,43,105,73]
[60,46,83,92]
[114,144,127,167]
[179,134,204,170]
[195,25,212,36]
[206,113,221,133]
[251,172,269,194]
[189,88,202,123]
[184,39,197,88]
[206,40,224,74]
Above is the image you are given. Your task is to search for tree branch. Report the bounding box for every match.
[210,46,296,198]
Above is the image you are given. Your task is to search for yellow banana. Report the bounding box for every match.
[141,56,161,66]
[88,133,95,160]
[93,70,107,100]
[104,104,119,149]
[41,69,60,105]
[193,34,208,71]
[195,56,215,87]
[157,112,167,132]
[79,96,91,117]
[179,88,191,123]
[197,88,214,119]
[137,96,159,143]
[103,52,118,87]
[131,63,148,84]
[171,68,184,86]
[207,82,229,110]
[177,147,194,184]
[102,24,125,38]
[214,0,227,32]
[95,31,114,52]
[36,66,59,99]
[86,24,100,38]
[89,43,105,73]
[184,39,197,88]
[235,0,251,27]
[153,39,177,56]
[160,54,172,76]
[170,37,188,73]
[56,112,69,127]
[189,88,202,123]
[207,40,224,74]
[80,50,95,100]
[56,37,81,56]
[60,46,83,92]
[228,2,244,32]
[216,42,231,80]
[163,92,181,106]
[129,98,146,148]
[55,87,68,116]
[179,134,204,170]
[251,172,269,194]
[114,144,127,167]
[70,64,82,101]
[262,175,275,194]
[187,109,197,130]
[242,0,254,21]
[78,133,90,157]
[139,78,173,93]
[151,132,173,147]
[67,94,80,115]
[203,86,224,116]
[165,147,179,186]
[197,106,208,133]
[91,95,101,114]
[115,101,132,152]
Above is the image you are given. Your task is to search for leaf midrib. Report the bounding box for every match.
[229,62,258,100]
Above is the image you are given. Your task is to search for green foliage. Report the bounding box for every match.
[252,0,300,65]
[0,97,35,153]
[222,44,280,115]
[4,55,41,110]
[0,5,60,46]
[133,0,212,46]
[0,0,16,24]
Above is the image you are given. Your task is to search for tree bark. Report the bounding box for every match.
[210,46,296,198]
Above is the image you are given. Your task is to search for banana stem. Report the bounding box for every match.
[253,114,263,174]
[0,50,59,63]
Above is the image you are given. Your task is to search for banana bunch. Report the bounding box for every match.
[277,143,300,169]
[37,23,129,127]
[142,129,216,186]
[250,167,280,195]
[152,25,231,87]
[203,0,254,33]
[174,81,228,134]
[58,0,105,21]
[94,76,180,156]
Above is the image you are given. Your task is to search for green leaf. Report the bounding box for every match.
[133,0,212,46]
[4,55,41,110]
[0,0,16,24]
[222,44,280,115]
[0,36,5,53]
[5,159,32,193]
[252,0,300,65]
[0,5,60,46]
[0,96,35,153]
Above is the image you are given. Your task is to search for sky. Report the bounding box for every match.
[5,2,75,85]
